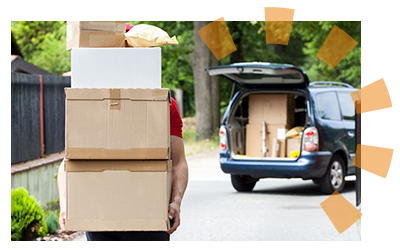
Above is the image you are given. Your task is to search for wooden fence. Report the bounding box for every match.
[11,73,70,164]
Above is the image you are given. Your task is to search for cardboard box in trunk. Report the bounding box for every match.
[64,160,172,231]
[245,124,288,158]
[66,21,125,51]
[286,137,302,157]
[65,88,170,160]
[248,94,295,126]
[71,48,162,89]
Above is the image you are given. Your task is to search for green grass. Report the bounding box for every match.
[182,128,219,156]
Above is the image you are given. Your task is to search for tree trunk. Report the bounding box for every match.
[192,21,213,140]
[210,53,220,134]
[229,21,244,63]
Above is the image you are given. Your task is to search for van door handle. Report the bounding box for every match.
[347,131,355,138]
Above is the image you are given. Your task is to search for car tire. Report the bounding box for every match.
[231,175,257,192]
[318,155,346,194]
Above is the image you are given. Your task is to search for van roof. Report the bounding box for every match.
[309,81,355,89]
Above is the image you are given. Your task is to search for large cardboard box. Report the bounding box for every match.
[248,94,295,125]
[65,88,170,160]
[64,160,172,231]
[71,48,162,89]
[246,124,288,158]
[66,21,125,51]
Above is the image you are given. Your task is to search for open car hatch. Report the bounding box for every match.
[206,62,309,89]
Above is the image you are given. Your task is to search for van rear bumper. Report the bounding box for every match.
[220,151,332,179]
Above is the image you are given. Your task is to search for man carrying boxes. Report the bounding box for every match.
[57,21,188,241]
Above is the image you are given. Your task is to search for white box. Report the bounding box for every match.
[71,48,161,88]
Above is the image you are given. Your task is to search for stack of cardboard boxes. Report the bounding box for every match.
[64,21,172,232]
[246,94,295,158]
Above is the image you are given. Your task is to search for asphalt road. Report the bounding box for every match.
[75,149,360,241]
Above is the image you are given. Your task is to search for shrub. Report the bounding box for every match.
[45,211,59,234]
[11,187,48,241]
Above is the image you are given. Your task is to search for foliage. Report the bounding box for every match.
[11,187,48,241]
[11,21,70,75]
[45,211,59,234]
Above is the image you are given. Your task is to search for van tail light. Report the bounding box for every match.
[303,127,319,152]
[219,126,228,151]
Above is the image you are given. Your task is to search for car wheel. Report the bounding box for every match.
[231,175,257,192]
[318,155,346,194]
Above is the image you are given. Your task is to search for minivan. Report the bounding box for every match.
[206,62,357,194]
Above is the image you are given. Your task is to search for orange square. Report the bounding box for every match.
[265,21,293,45]
[197,17,237,61]
[316,25,358,69]
[352,144,393,178]
[350,78,392,114]
[320,191,362,234]
[264,7,295,45]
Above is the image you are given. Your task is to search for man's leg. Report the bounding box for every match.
[119,231,170,241]
[86,231,119,241]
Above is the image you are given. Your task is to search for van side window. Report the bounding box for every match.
[338,92,355,121]
[316,92,341,121]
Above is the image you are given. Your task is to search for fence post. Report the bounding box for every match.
[39,75,45,157]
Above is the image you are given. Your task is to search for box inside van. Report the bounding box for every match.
[227,92,307,160]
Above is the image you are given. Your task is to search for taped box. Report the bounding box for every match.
[71,48,161,89]
[66,21,125,51]
[248,94,295,126]
[65,88,170,160]
[64,160,172,231]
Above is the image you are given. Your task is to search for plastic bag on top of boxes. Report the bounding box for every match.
[125,24,179,47]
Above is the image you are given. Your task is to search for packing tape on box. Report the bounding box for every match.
[109,89,121,110]
[64,159,172,172]
[78,21,126,32]
[65,147,169,160]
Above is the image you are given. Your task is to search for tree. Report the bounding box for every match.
[192,21,213,140]
[11,21,70,75]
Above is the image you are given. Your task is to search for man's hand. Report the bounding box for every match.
[168,201,181,234]
[59,211,66,231]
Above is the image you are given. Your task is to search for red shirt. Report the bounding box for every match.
[170,97,183,138]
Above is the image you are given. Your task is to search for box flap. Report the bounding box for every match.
[65,219,169,231]
[69,21,125,32]
[64,159,172,172]
[65,88,170,101]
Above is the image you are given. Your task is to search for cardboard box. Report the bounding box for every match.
[66,21,125,51]
[287,137,302,157]
[267,124,288,158]
[65,88,170,160]
[246,124,288,158]
[246,124,263,157]
[71,48,162,89]
[248,94,295,125]
[64,160,172,231]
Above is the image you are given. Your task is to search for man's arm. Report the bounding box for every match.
[168,135,189,234]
